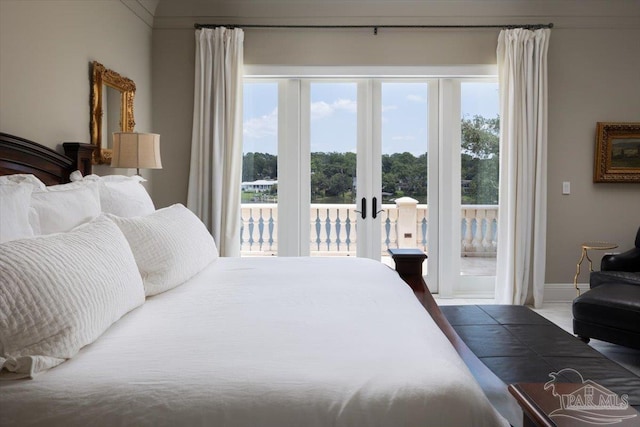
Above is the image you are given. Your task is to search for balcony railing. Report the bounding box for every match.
[240,197,498,257]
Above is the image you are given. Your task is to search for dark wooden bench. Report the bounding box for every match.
[440,304,640,412]
[387,250,640,424]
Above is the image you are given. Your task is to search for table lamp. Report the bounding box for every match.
[111,132,162,175]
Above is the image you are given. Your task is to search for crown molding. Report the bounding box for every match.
[121,0,158,28]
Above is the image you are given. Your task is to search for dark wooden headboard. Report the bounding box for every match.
[0,132,95,185]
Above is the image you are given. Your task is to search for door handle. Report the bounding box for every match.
[354,197,367,219]
[372,197,385,219]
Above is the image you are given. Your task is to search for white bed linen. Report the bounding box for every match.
[0,257,508,427]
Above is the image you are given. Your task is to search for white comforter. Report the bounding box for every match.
[0,257,508,427]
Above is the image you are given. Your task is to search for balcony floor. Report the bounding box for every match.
[381,255,496,277]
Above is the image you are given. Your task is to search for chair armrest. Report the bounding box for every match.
[601,247,640,272]
[590,270,640,289]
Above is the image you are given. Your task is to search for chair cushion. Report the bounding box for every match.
[573,284,640,333]
[590,270,640,288]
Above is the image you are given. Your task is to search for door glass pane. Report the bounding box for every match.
[241,82,278,256]
[309,82,358,256]
[381,82,429,269]
[460,81,499,276]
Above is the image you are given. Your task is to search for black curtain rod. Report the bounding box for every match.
[194,23,553,34]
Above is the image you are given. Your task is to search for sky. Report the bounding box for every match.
[243,80,499,156]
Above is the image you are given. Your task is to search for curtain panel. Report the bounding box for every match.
[187,27,244,256]
[495,28,551,307]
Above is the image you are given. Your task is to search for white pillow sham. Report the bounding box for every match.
[108,204,219,296]
[0,184,35,243]
[30,183,101,235]
[0,174,46,191]
[0,216,145,379]
[70,173,155,217]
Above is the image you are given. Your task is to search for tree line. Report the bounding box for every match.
[242,115,499,204]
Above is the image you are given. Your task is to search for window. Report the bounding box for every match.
[241,71,499,296]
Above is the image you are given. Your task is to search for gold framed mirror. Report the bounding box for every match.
[90,61,136,164]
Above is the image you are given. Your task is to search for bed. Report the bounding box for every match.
[0,132,514,427]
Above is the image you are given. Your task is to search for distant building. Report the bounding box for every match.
[461,180,472,194]
[242,180,278,193]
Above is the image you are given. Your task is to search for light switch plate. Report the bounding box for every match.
[562,181,571,195]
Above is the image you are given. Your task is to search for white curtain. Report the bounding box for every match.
[187,28,244,257]
[495,28,550,307]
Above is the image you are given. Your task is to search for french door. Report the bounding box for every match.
[242,74,499,297]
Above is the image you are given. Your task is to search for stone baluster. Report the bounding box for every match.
[416,205,428,252]
[384,205,399,250]
[310,206,320,251]
[334,207,349,252]
[473,208,486,253]
[327,207,338,253]
[486,208,498,253]
[315,208,329,252]
[267,206,277,253]
[462,208,474,253]
[240,206,251,252]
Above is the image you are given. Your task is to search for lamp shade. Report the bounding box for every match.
[111,132,162,170]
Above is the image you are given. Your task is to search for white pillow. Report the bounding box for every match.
[108,204,219,296]
[101,178,155,217]
[30,184,101,235]
[0,184,35,242]
[70,173,155,217]
[0,174,46,191]
[0,216,145,379]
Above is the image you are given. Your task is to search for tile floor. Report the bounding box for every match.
[434,297,640,377]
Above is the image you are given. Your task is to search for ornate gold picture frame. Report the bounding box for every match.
[90,61,136,164]
[594,122,640,183]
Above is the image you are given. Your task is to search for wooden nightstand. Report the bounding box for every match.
[387,248,428,294]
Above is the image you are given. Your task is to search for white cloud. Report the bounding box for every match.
[333,98,357,113]
[310,98,357,120]
[243,108,277,139]
[310,101,333,120]
[406,94,426,103]
[382,104,398,112]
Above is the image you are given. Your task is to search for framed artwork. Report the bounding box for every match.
[594,122,640,183]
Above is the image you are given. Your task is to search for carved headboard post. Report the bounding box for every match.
[63,143,95,177]
[0,132,94,185]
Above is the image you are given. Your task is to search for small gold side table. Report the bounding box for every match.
[573,241,618,296]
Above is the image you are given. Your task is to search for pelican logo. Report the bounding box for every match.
[544,368,637,424]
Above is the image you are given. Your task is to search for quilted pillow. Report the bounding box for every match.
[108,204,218,296]
[0,216,145,379]
[0,184,34,243]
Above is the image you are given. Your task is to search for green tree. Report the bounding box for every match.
[242,152,278,181]
[461,115,500,204]
[244,114,499,205]
[327,173,352,198]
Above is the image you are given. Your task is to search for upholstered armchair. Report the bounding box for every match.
[604,226,639,267]
[573,226,640,349]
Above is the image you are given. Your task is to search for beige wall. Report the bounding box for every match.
[2,1,637,285]
[0,0,154,179]
[546,28,640,283]
[152,0,639,285]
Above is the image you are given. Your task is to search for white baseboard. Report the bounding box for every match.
[544,283,589,302]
